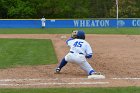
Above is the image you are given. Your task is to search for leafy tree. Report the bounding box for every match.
[7,0,36,18]
[56,0,89,18]
[0,0,8,18]
[0,0,139,18]
[89,0,114,18]
[108,0,139,18]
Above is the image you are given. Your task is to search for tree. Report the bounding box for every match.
[0,0,8,18]
[37,0,90,18]
[0,0,139,18]
[108,0,139,18]
[7,0,36,18]
[89,0,114,18]
[61,0,90,18]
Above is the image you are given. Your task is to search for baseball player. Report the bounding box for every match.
[55,30,105,78]
[41,16,46,28]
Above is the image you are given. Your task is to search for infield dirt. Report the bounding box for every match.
[0,34,139,88]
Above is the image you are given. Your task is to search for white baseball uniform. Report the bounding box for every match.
[41,17,46,27]
[65,38,94,75]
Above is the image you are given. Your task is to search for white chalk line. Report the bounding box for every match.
[0,78,109,86]
[0,77,139,86]
[0,82,109,86]
[0,78,57,82]
[0,77,140,82]
[111,78,140,80]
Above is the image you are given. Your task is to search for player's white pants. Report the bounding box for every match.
[42,22,45,27]
[65,52,94,75]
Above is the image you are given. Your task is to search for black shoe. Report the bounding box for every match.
[55,68,60,74]
[92,72,101,75]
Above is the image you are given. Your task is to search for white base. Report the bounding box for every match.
[88,75,105,79]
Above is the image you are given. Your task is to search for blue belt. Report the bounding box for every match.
[70,51,84,55]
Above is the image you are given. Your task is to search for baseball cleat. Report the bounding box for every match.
[88,72,105,79]
[92,72,102,75]
[55,68,61,74]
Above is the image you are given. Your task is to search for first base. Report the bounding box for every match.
[88,75,105,79]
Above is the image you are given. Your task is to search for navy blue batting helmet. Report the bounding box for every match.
[77,30,85,40]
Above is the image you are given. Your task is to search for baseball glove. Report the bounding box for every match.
[71,30,78,39]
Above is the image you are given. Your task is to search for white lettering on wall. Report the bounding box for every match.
[73,20,109,27]
[73,20,79,27]
[86,20,91,27]
[91,20,96,27]
[80,20,85,27]
[132,20,140,26]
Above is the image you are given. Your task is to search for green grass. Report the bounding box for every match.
[0,87,139,93]
[0,28,139,34]
[0,38,57,68]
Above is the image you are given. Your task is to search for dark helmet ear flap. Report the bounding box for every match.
[77,30,85,40]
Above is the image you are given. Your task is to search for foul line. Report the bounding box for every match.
[0,82,109,86]
[0,78,55,82]
[0,77,139,86]
[0,77,140,82]
[111,78,140,80]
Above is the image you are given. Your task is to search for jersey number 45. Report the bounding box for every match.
[73,41,83,47]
